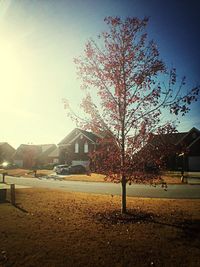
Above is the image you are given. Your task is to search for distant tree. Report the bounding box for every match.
[65,17,199,213]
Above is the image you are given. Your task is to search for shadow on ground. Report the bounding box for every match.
[94,209,200,243]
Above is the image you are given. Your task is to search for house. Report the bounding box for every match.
[47,147,59,164]
[0,142,15,164]
[58,128,100,168]
[148,127,200,171]
[13,144,39,168]
[13,144,58,168]
[36,144,58,166]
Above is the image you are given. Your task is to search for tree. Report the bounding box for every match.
[65,17,199,213]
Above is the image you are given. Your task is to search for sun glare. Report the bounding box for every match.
[0,35,22,91]
[0,26,31,109]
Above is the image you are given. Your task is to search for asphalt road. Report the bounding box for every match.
[1,175,200,199]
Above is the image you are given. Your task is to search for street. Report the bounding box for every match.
[1,175,200,199]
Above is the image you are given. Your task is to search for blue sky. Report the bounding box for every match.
[0,0,199,148]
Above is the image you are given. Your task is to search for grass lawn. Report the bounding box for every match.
[0,169,54,178]
[62,173,183,184]
[1,168,199,184]
[0,188,200,267]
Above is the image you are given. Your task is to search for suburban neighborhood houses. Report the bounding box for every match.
[13,144,59,168]
[0,142,15,164]
[0,128,99,169]
[1,2,200,266]
[58,128,99,168]
[0,127,199,171]
[148,127,200,171]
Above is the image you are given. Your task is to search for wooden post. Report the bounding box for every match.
[0,189,7,202]
[10,184,15,205]
[2,172,7,183]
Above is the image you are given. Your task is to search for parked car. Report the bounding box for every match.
[67,165,87,174]
[53,164,69,174]
[54,164,86,175]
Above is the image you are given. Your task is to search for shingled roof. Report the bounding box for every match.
[14,144,57,159]
[149,127,200,147]
[58,128,99,145]
[150,132,186,146]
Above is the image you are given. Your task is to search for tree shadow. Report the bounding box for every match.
[94,209,155,225]
[94,209,200,243]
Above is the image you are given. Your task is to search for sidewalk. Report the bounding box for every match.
[0,183,30,189]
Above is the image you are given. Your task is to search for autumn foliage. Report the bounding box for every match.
[65,17,199,212]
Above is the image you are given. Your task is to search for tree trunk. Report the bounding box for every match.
[121,175,126,214]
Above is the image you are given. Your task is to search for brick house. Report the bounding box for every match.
[58,128,100,168]
[13,144,58,168]
[148,127,200,171]
[0,142,15,164]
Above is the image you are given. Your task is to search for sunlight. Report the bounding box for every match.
[0,33,23,96]
[0,23,33,118]
[2,161,8,167]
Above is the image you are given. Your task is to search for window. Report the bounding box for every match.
[84,141,88,153]
[75,142,79,153]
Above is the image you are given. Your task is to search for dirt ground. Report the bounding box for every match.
[0,188,200,267]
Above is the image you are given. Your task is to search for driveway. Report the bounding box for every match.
[1,175,200,199]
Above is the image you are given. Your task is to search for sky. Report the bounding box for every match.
[0,0,200,148]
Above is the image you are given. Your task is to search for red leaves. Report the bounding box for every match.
[85,42,94,59]
[170,85,199,116]
[104,16,121,26]
[66,16,200,185]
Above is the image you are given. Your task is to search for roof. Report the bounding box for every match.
[151,132,186,146]
[14,144,57,158]
[0,142,15,151]
[48,147,59,158]
[0,142,6,146]
[58,128,99,145]
[40,144,55,153]
[150,127,200,147]
[38,144,57,157]
[78,129,99,142]
[188,135,200,149]
[14,144,41,158]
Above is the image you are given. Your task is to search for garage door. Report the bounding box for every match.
[188,157,200,171]
[72,160,90,169]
